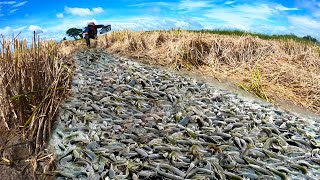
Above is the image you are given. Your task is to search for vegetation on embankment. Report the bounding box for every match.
[0,34,73,178]
[92,29,320,114]
[188,29,320,44]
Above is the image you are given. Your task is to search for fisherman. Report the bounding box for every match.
[83,22,105,48]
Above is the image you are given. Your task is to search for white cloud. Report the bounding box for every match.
[65,7,92,16]
[130,1,208,13]
[0,26,28,37]
[236,4,276,19]
[129,2,172,7]
[268,15,319,39]
[275,5,298,11]
[64,6,104,17]
[28,25,44,34]
[9,8,18,13]
[3,1,319,41]
[225,1,236,5]
[204,4,276,27]
[0,1,16,5]
[148,7,161,13]
[99,17,204,31]
[56,13,64,18]
[12,1,27,8]
[34,13,320,41]
[92,7,104,14]
[202,3,304,36]
[0,26,13,35]
[178,0,211,10]
[14,26,27,32]
[288,16,320,29]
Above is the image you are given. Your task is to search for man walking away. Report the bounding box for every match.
[83,22,104,48]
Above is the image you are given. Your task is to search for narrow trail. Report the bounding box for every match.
[49,49,320,180]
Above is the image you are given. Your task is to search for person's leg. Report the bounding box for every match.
[85,34,90,47]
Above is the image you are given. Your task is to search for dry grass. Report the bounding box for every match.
[0,32,72,178]
[98,30,320,114]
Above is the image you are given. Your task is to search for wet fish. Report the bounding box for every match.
[48,50,320,180]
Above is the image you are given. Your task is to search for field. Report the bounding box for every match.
[0,29,319,178]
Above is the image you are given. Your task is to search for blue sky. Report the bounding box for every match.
[0,0,319,40]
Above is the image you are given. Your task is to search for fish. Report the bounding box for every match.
[49,50,320,180]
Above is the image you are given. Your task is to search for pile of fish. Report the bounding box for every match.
[49,49,320,180]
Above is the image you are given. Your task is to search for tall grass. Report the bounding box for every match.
[98,30,320,114]
[239,67,269,102]
[0,32,72,153]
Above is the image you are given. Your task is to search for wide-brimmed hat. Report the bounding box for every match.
[88,22,95,26]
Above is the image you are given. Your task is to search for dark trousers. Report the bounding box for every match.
[85,34,97,47]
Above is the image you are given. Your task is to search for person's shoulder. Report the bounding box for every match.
[83,27,89,32]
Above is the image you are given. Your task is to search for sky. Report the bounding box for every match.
[0,0,319,41]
